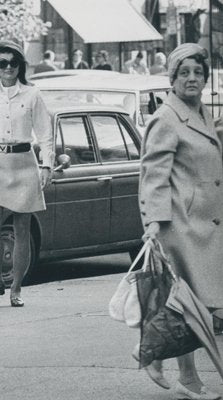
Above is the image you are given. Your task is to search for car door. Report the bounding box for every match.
[53,113,111,250]
[90,113,143,243]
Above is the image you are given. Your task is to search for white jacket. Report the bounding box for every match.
[0,80,54,167]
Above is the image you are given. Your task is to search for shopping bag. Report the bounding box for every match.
[136,240,202,368]
[124,247,164,328]
[109,241,150,323]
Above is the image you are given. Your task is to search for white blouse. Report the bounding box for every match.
[0,80,54,167]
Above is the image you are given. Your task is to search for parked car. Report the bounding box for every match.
[29,69,121,80]
[1,104,144,286]
[32,72,171,134]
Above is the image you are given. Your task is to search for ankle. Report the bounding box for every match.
[10,288,21,298]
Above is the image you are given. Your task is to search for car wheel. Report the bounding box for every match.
[1,225,37,288]
[129,244,144,269]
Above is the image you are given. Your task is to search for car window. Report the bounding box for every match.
[41,90,136,123]
[56,116,96,165]
[118,118,140,160]
[139,90,169,125]
[91,115,138,162]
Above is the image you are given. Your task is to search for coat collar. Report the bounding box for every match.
[165,91,217,141]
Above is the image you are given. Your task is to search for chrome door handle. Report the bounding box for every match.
[97,176,112,181]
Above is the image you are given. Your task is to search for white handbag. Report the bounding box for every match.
[108,241,151,327]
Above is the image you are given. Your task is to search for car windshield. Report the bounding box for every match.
[40,89,137,122]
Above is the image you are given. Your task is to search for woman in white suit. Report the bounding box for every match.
[0,40,53,307]
[139,43,223,400]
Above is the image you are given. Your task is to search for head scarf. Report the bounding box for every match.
[168,43,209,85]
[0,40,25,59]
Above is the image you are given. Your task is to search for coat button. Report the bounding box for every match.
[210,138,216,145]
[141,211,146,216]
[141,200,145,204]
[213,218,221,225]
[215,180,221,186]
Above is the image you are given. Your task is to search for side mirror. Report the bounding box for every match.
[54,154,71,171]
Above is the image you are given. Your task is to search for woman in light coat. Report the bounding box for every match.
[0,40,54,307]
[139,43,223,400]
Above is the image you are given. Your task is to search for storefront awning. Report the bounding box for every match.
[47,0,163,43]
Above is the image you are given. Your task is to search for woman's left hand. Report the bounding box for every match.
[41,168,52,190]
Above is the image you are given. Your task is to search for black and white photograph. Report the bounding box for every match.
[1,0,223,399]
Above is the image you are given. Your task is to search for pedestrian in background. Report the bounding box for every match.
[123,51,149,75]
[139,42,223,400]
[0,40,54,307]
[93,50,112,70]
[34,50,57,74]
[64,49,89,70]
[150,51,167,75]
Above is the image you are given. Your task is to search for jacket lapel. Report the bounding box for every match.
[165,91,217,142]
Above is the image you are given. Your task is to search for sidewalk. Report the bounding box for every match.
[0,273,223,400]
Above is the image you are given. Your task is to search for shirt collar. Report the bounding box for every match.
[0,79,21,98]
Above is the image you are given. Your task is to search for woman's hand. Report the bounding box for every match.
[41,168,52,190]
[142,222,160,245]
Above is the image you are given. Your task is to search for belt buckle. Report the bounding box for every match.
[0,145,8,153]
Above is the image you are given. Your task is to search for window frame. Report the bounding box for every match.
[55,112,99,167]
[88,112,140,164]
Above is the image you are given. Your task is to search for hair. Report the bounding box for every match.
[98,50,108,61]
[0,46,28,84]
[155,52,166,65]
[73,49,83,56]
[44,50,55,60]
[136,51,143,59]
[172,54,209,83]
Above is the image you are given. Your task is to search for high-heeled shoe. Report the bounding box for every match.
[10,297,24,307]
[132,344,170,390]
[175,381,221,400]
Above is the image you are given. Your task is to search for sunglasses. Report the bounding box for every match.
[0,58,20,69]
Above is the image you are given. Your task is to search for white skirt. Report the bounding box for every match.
[0,148,45,213]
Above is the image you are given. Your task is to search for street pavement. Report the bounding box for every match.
[0,254,223,400]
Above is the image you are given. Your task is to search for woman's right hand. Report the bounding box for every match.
[142,222,160,244]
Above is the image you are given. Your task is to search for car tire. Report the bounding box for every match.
[129,244,144,269]
[1,224,37,288]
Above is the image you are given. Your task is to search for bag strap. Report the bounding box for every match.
[126,241,151,276]
[152,239,178,282]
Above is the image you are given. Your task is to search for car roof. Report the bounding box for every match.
[29,69,121,81]
[33,72,171,92]
[47,103,129,118]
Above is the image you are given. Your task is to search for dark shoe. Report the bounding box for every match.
[175,381,221,400]
[0,282,5,296]
[10,297,24,307]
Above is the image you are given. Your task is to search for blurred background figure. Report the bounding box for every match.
[150,52,167,75]
[34,50,57,73]
[64,49,89,69]
[93,50,112,70]
[91,52,100,69]
[123,51,149,75]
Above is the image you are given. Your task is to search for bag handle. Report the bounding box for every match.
[152,239,178,282]
[126,241,151,276]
